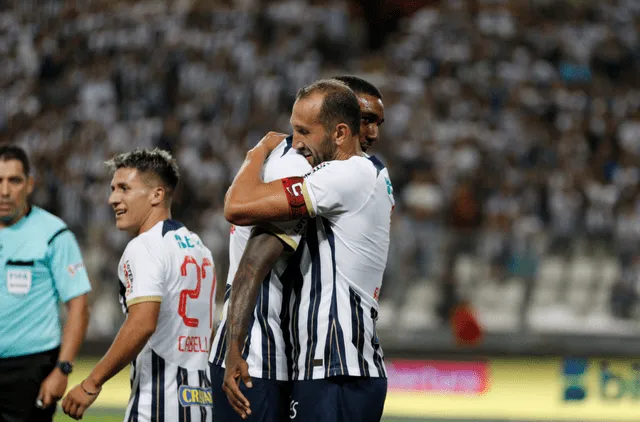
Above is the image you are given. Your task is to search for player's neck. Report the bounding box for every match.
[334,138,362,161]
[136,207,171,236]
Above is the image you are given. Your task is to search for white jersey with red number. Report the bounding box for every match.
[118,219,216,422]
[288,155,394,380]
[209,135,312,381]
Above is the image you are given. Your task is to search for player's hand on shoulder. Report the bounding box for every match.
[256,131,288,154]
[61,378,101,420]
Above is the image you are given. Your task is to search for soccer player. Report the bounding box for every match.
[332,75,385,154]
[0,145,91,422]
[208,132,310,422]
[224,79,393,422]
[211,77,385,421]
[62,149,217,422]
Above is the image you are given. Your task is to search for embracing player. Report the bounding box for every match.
[208,132,310,421]
[63,149,217,422]
[212,77,385,422]
[224,79,393,422]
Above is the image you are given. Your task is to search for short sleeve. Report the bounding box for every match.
[302,159,373,217]
[121,238,165,306]
[260,219,308,250]
[48,229,92,303]
[261,137,312,250]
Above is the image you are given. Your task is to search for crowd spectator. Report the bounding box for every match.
[2,0,640,336]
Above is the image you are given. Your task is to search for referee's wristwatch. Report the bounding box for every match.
[56,361,73,375]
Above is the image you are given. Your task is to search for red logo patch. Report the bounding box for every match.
[373,287,380,301]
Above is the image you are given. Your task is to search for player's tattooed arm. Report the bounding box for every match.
[225,132,310,225]
[226,228,285,353]
[223,228,285,417]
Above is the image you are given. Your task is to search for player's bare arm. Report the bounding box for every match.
[224,132,309,226]
[62,301,160,420]
[37,294,89,409]
[222,228,286,418]
[209,276,226,351]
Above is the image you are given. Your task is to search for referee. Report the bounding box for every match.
[0,145,91,422]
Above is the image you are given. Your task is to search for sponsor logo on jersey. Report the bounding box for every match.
[373,287,380,302]
[124,260,133,295]
[178,386,213,407]
[67,262,85,276]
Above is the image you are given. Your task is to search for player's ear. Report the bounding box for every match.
[334,123,349,146]
[150,186,165,206]
[26,175,35,195]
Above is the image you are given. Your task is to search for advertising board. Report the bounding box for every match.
[385,357,640,421]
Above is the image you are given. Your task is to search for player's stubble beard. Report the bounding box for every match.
[317,130,337,166]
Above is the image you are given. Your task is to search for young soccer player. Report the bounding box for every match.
[62,149,217,422]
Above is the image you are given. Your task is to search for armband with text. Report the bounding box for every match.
[282,177,309,219]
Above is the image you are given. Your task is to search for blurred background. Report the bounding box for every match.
[4,0,640,420]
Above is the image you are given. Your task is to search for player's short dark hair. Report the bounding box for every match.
[296,79,361,136]
[332,75,382,99]
[105,148,180,193]
[0,145,30,176]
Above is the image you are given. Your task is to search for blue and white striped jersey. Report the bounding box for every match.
[209,136,311,381]
[290,155,394,380]
[119,219,216,422]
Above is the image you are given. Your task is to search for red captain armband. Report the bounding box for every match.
[282,177,309,219]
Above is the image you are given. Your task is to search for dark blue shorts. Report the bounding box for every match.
[210,363,291,422]
[290,376,387,422]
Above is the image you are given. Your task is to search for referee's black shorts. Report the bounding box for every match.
[0,348,59,422]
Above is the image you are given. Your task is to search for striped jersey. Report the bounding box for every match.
[118,219,216,422]
[209,136,311,380]
[289,155,394,380]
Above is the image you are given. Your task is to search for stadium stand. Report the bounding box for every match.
[3,0,640,352]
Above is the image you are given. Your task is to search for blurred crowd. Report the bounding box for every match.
[2,0,640,336]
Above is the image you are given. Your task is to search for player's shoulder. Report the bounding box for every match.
[267,133,292,156]
[124,220,178,258]
[155,219,213,255]
[363,154,388,176]
[310,154,382,181]
[28,207,71,242]
[266,134,295,164]
[264,134,312,180]
[157,219,186,238]
[123,234,153,259]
